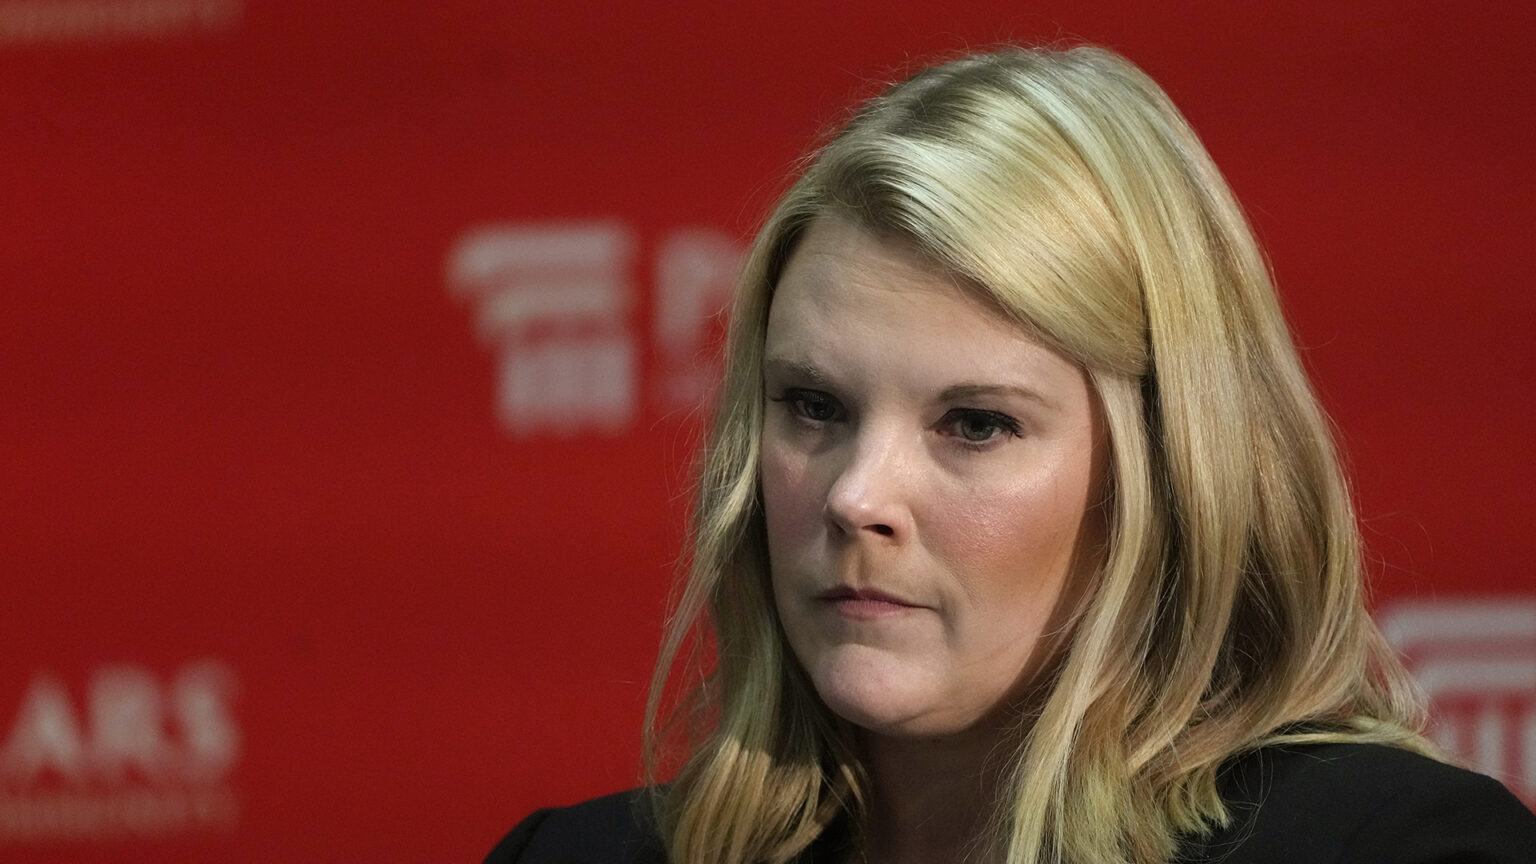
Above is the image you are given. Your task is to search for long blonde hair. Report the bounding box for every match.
[645,45,1427,864]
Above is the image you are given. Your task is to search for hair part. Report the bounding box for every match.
[646,45,1427,864]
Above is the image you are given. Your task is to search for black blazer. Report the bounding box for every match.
[486,743,1536,863]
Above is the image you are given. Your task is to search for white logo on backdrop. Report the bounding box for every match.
[1380,597,1536,801]
[448,221,744,437]
[0,660,239,841]
[449,223,639,435]
[653,229,742,415]
[0,0,242,44]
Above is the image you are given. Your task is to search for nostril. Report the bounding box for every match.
[870,524,895,537]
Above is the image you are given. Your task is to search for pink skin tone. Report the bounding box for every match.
[761,217,1104,861]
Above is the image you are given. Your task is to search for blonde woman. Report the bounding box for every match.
[487,46,1536,864]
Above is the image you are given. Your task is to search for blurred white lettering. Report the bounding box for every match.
[0,675,86,786]
[88,666,168,783]
[1381,597,1536,803]
[448,223,637,436]
[173,661,239,783]
[448,221,746,434]
[653,228,742,413]
[0,0,242,43]
[0,660,240,841]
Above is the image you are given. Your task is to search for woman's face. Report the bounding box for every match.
[762,217,1104,739]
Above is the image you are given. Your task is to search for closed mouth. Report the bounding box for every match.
[817,586,925,617]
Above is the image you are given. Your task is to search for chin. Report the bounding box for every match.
[807,647,969,738]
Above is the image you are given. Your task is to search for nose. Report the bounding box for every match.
[823,426,910,541]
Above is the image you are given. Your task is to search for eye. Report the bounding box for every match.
[770,388,843,424]
[939,409,1022,445]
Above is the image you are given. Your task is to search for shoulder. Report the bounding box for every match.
[1180,742,1536,863]
[483,788,666,864]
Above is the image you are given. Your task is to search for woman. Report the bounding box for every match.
[488,45,1536,864]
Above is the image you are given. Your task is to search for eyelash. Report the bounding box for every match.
[768,389,1023,450]
[939,408,1023,449]
[769,389,844,424]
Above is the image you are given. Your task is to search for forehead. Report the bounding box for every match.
[771,219,985,332]
[771,220,1020,349]
[764,218,1085,401]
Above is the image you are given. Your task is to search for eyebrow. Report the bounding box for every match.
[762,357,833,387]
[764,357,1059,411]
[939,383,1058,411]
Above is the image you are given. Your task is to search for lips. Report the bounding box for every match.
[817,586,925,619]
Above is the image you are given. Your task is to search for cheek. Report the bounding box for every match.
[760,438,821,552]
[760,440,825,651]
[940,460,1095,606]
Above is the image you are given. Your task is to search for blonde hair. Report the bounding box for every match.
[645,45,1428,864]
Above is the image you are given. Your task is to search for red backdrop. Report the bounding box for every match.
[1,1,1532,861]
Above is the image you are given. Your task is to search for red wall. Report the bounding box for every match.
[1,2,1531,860]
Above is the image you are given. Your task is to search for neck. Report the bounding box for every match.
[854,723,1010,864]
